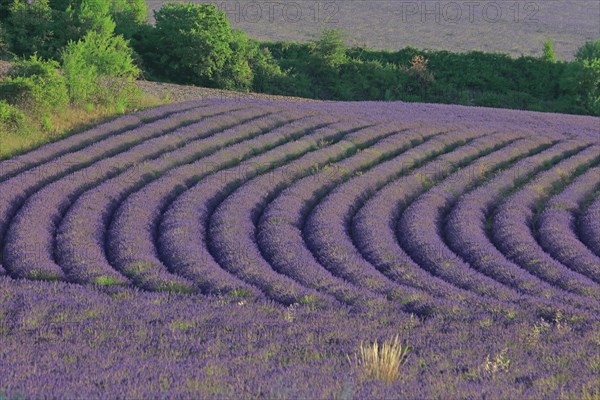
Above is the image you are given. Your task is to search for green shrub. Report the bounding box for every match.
[62,43,97,104]
[62,27,140,108]
[0,77,39,107]
[0,55,68,114]
[402,55,434,96]
[151,3,233,86]
[542,38,557,62]
[263,35,595,113]
[0,100,26,131]
[9,54,62,81]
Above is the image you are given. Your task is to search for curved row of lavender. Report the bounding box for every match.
[4,107,273,282]
[353,135,550,301]
[0,102,245,276]
[257,123,460,309]
[581,190,600,257]
[536,166,600,283]
[55,109,298,288]
[444,140,600,312]
[0,99,598,309]
[491,145,600,301]
[0,99,599,398]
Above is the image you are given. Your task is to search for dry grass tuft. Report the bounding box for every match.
[349,335,410,384]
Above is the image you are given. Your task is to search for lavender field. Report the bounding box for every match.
[0,99,599,398]
[147,0,600,60]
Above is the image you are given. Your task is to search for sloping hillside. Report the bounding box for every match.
[0,99,598,398]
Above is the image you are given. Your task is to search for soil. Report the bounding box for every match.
[136,80,317,103]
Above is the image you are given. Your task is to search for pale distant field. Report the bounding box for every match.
[147,0,598,59]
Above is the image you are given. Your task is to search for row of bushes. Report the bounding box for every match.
[261,32,600,115]
[1,1,599,117]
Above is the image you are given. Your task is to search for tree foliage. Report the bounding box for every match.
[6,0,55,58]
[572,39,600,114]
[0,0,11,20]
[0,55,67,134]
[63,27,140,108]
[1,0,147,60]
[542,38,557,63]
[0,21,9,57]
[311,29,347,68]
[150,3,233,86]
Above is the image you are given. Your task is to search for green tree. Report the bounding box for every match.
[152,3,233,86]
[574,39,600,115]
[299,29,349,98]
[48,0,147,24]
[0,21,9,57]
[250,46,295,94]
[4,0,147,60]
[576,39,600,62]
[48,0,72,11]
[77,0,115,35]
[542,38,557,62]
[560,39,600,115]
[48,0,123,60]
[111,0,148,38]
[0,0,12,20]
[215,29,255,90]
[7,0,55,58]
[311,29,347,68]
[62,10,140,110]
[49,0,147,38]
